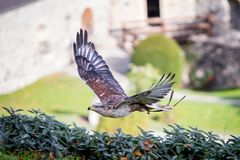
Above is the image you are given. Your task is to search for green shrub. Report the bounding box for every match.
[1,108,239,159]
[132,35,185,86]
[127,64,160,93]
[0,107,88,159]
[189,67,215,90]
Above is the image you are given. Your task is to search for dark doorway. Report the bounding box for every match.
[147,0,160,18]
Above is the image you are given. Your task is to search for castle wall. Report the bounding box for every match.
[110,0,147,29]
[0,0,110,94]
[161,0,196,20]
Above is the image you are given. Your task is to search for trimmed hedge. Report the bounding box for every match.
[132,35,185,86]
[0,108,239,159]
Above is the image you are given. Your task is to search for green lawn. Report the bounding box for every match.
[150,100,240,135]
[0,151,82,160]
[0,74,239,134]
[0,74,94,125]
[181,88,240,99]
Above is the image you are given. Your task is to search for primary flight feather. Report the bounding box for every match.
[73,29,185,118]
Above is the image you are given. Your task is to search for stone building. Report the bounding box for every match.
[110,0,197,30]
[0,0,233,94]
[110,0,230,31]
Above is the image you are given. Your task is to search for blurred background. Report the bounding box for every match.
[0,0,239,137]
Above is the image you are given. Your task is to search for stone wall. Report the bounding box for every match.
[188,31,240,90]
[195,0,230,36]
[161,0,196,19]
[110,0,146,30]
[0,0,110,94]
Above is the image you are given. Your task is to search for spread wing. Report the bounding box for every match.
[73,29,127,104]
[122,73,175,105]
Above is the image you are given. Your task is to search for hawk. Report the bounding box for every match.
[73,29,185,118]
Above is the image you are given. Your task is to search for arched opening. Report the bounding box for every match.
[82,7,93,34]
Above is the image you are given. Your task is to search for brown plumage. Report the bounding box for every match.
[73,29,185,118]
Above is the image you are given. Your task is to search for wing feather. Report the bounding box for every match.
[73,29,127,104]
[123,73,175,105]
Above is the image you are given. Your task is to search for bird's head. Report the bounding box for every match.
[88,103,106,113]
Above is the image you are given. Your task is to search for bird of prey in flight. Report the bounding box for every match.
[73,29,185,118]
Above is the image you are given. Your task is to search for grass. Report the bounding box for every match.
[198,88,240,99]
[127,64,240,135]
[180,88,240,99]
[150,100,240,135]
[0,151,82,160]
[0,152,17,160]
[0,73,239,135]
[0,74,94,124]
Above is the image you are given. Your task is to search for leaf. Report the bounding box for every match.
[22,134,30,139]
[144,139,153,146]
[133,150,142,157]
[176,146,182,153]
[49,152,55,160]
[15,109,23,113]
[1,109,239,159]
[2,107,12,114]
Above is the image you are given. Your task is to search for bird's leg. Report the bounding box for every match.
[147,91,174,112]
[147,91,185,112]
